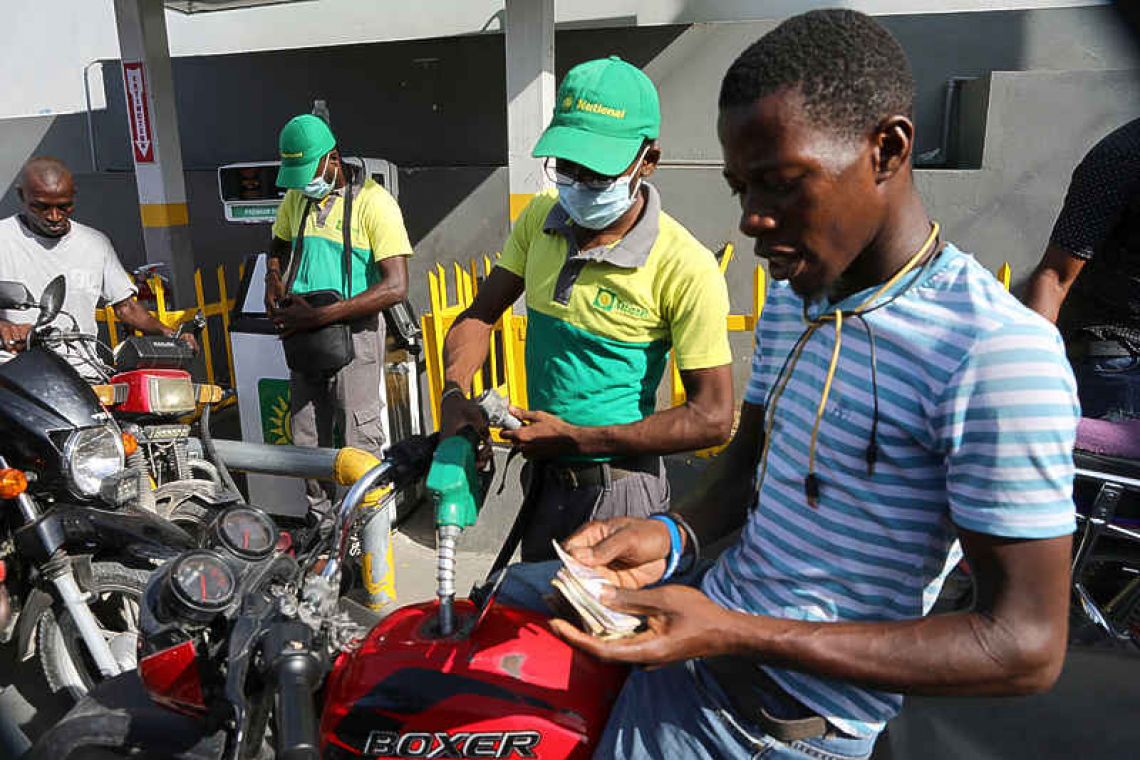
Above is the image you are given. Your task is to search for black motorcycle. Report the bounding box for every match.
[0,276,195,700]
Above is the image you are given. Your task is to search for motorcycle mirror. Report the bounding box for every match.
[0,281,34,310]
[36,275,66,326]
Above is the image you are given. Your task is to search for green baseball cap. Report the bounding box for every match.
[532,56,660,177]
[276,114,336,188]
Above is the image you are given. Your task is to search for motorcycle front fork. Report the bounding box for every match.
[8,483,122,679]
[41,555,122,678]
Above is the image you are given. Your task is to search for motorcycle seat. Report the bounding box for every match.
[1074,418,1140,483]
[1073,418,1140,483]
[1075,417,1140,458]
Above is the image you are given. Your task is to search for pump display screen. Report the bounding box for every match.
[218,165,284,203]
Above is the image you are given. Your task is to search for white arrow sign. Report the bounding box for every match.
[123,63,154,163]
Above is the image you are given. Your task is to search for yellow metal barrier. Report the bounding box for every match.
[421,253,528,436]
[92,253,1011,443]
[420,243,764,452]
[94,264,244,407]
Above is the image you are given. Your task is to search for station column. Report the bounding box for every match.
[113,0,195,306]
[504,0,555,224]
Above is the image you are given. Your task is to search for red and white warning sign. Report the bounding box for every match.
[123,62,155,164]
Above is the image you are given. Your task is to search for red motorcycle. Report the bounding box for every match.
[30,400,626,760]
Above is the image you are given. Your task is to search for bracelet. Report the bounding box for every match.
[441,387,467,403]
[668,511,701,571]
[649,514,683,581]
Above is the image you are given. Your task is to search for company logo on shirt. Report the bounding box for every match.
[592,288,646,318]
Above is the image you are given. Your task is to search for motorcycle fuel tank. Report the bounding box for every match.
[320,600,628,759]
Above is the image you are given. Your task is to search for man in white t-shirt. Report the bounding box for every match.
[0,157,196,377]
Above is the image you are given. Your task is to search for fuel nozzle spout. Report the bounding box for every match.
[427,390,516,637]
[436,524,460,636]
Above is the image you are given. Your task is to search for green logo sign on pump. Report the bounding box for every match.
[258,378,292,444]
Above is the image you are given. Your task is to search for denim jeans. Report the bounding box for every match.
[495,562,878,760]
[1075,355,1140,420]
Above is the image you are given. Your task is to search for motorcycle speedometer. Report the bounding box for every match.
[211,507,276,561]
[166,550,236,624]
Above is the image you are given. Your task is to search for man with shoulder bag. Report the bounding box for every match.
[265,114,414,610]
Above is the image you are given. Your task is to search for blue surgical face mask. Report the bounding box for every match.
[301,155,337,200]
[556,155,645,230]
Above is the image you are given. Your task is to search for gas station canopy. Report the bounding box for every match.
[164,0,313,14]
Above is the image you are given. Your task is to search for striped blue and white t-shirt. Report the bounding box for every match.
[700,243,1078,738]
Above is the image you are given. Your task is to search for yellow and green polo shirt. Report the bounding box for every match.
[272,171,412,298]
[496,185,731,434]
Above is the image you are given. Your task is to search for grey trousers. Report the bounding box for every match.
[289,318,392,607]
[519,457,671,562]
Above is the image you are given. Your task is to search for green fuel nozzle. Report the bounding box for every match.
[426,428,482,637]
[426,390,520,637]
[426,432,480,530]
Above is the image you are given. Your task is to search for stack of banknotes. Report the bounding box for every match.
[551,541,641,639]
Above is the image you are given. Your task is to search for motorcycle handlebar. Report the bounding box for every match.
[271,640,323,760]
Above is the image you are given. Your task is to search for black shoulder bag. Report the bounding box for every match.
[280,181,357,376]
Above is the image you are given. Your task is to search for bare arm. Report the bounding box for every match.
[0,320,32,351]
[558,527,1071,697]
[1024,243,1086,323]
[503,364,734,459]
[437,267,525,438]
[113,296,176,337]
[443,267,524,392]
[266,236,291,275]
[321,255,409,323]
[264,237,291,311]
[271,255,410,332]
[560,400,763,589]
[714,529,1070,695]
[113,296,199,352]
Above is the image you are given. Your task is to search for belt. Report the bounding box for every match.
[541,454,660,490]
[702,656,839,743]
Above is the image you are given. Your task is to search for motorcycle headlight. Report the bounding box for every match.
[65,425,125,498]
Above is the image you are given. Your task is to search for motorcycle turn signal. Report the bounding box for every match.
[0,468,28,499]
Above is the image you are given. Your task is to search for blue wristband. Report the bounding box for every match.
[650,514,683,581]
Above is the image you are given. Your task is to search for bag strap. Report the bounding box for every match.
[342,164,354,299]
[282,161,357,298]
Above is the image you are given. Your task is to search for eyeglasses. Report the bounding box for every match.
[543,158,622,191]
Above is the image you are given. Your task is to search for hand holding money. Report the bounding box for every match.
[551,540,642,639]
[561,517,676,590]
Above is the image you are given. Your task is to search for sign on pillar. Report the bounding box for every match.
[123,62,155,164]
